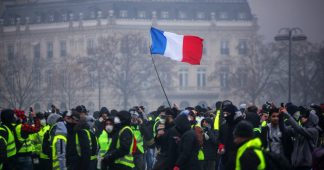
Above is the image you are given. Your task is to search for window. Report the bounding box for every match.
[90,11,96,19]
[120,10,128,18]
[161,11,169,19]
[34,43,40,59]
[197,12,205,19]
[36,16,41,23]
[87,39,95,55]
[62,14,67,22]
[47,41,53,58]
[46,70,53,89]
[238,39,248,55]
[220,40,230,55]
[49,15,54,22]
[238,12,246,19]
[34,69,41,89]
[60,40,67,57]
[179,11,186,19]
[179,68,188,88]
[219,12,228,19]
[220,68,229,88]
[237,69,247,87]
[197,68,206,89]
[7,44,14,60]
[138,11,146,18]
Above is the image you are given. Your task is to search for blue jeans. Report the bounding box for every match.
[16,156,34,170]
[145,149,155,170]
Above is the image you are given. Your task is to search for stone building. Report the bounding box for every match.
[0,0,258,112]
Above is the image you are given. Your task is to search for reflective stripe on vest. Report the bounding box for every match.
[76,129,97,160]
[253,127,261,134]
[153,117,160,137]
[15,124,33,153]
[213,110,221,130]
[132,126,144,154]
[39,125,51,159]
[261,121,267,127]
[98,130,111,157]
[0,136,7,169]
[0,125,16,157]
[235,138,266,170]
[52,135,67,170]
[114,126,135,168]
[198,149,204,160]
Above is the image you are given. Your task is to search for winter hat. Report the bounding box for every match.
[47,113,62,126]
[165,108,176,119]
[117,110,131,125]
[285,103,298,115]
[99,107,109,116]
[0,109,16,124]
[222,103,238,115]
[233,120,254,138]
[245,112,261,128]
[299,106,310,118]
[75,105,88,114]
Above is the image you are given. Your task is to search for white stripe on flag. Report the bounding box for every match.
[163,31,184,61]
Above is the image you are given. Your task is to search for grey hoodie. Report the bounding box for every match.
[52,121,67,170]
[283,111,320,168]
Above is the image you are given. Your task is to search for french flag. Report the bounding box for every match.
[150,27,204,65]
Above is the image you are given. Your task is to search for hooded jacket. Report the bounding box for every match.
[174,114,200,170]
[201,118,218,160]
[283,111,320,167]
[219,108,243,165]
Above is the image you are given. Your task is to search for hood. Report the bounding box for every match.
[0,109,16,125]
[245,111,261,128]
[305,112,319,128]
[47,113,62,126]
[200,117,213,127]
[85,115,95,128]
[74,118,90,131]
[174,114,191,134]
[54,121,67,136]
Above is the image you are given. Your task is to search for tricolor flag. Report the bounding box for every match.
[150,27,204,65]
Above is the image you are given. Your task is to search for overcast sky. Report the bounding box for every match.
[248,0,324,43]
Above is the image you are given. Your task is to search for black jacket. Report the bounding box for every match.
[201,118,218,160]
[74,120,97,170]
[226,141,261,170]
[174,114,200,170]
[219,114,243,165]
[166,126,181,170]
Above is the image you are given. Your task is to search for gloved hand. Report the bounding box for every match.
[173,166,180,170]
[204,133,210,140]
[218,143,225,155]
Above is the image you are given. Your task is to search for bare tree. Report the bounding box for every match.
[0,43,45,109]
[56,57,87,109]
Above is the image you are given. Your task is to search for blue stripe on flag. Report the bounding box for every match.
[150,27,167,55]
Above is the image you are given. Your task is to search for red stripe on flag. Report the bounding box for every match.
[182,36,203,65]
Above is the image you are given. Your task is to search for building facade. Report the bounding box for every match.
[0,0,258,112]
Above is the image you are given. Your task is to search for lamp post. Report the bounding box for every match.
[274,28,307,102]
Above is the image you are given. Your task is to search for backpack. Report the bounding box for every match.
[193,125,204,147]
[263,150,291,170]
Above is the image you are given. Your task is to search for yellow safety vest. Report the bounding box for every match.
[213,110,221,130]
[0,135,7,170]
[15,124,33,153]
[191,124,205,161]
[38,125,51,159]
[114,126,135,168]
[132,126,144,154]
[235,138,266,170]
[98,130,112,157]
[52,134,67,170]
[76,129,97,160]
[0,125,16,157]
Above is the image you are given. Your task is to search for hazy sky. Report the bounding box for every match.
[248,0,324,43]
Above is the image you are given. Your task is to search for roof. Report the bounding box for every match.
[0,0,253,26]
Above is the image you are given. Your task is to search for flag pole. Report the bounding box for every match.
[150,52,172,108]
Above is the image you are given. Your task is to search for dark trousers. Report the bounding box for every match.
[110,163,134,170]
[202,160,216,170]
[16,155,33,170]
[152,154,167,170]
[134,154,145,170]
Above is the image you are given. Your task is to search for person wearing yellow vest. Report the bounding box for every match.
[0,134,7,170]
[1,108,41,170]
[99,117,114,170]
[41,113,67,170]
[130,111,145,170]
[72,106,98,170]
[201,118,218,170]
[103,110,135,170]
[226,120,266,170]
[0,109,18,169]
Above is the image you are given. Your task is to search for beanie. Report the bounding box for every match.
[47,113,62,126]
[0,109,16,124]
[233,120,254,138]
[286,103,298,115]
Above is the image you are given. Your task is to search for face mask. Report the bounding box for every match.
[40,119,46,126]
[160,118,166,124]
[114,117,121,124]
[105,125,113,133]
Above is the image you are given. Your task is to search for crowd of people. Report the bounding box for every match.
[0,101,324,170]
